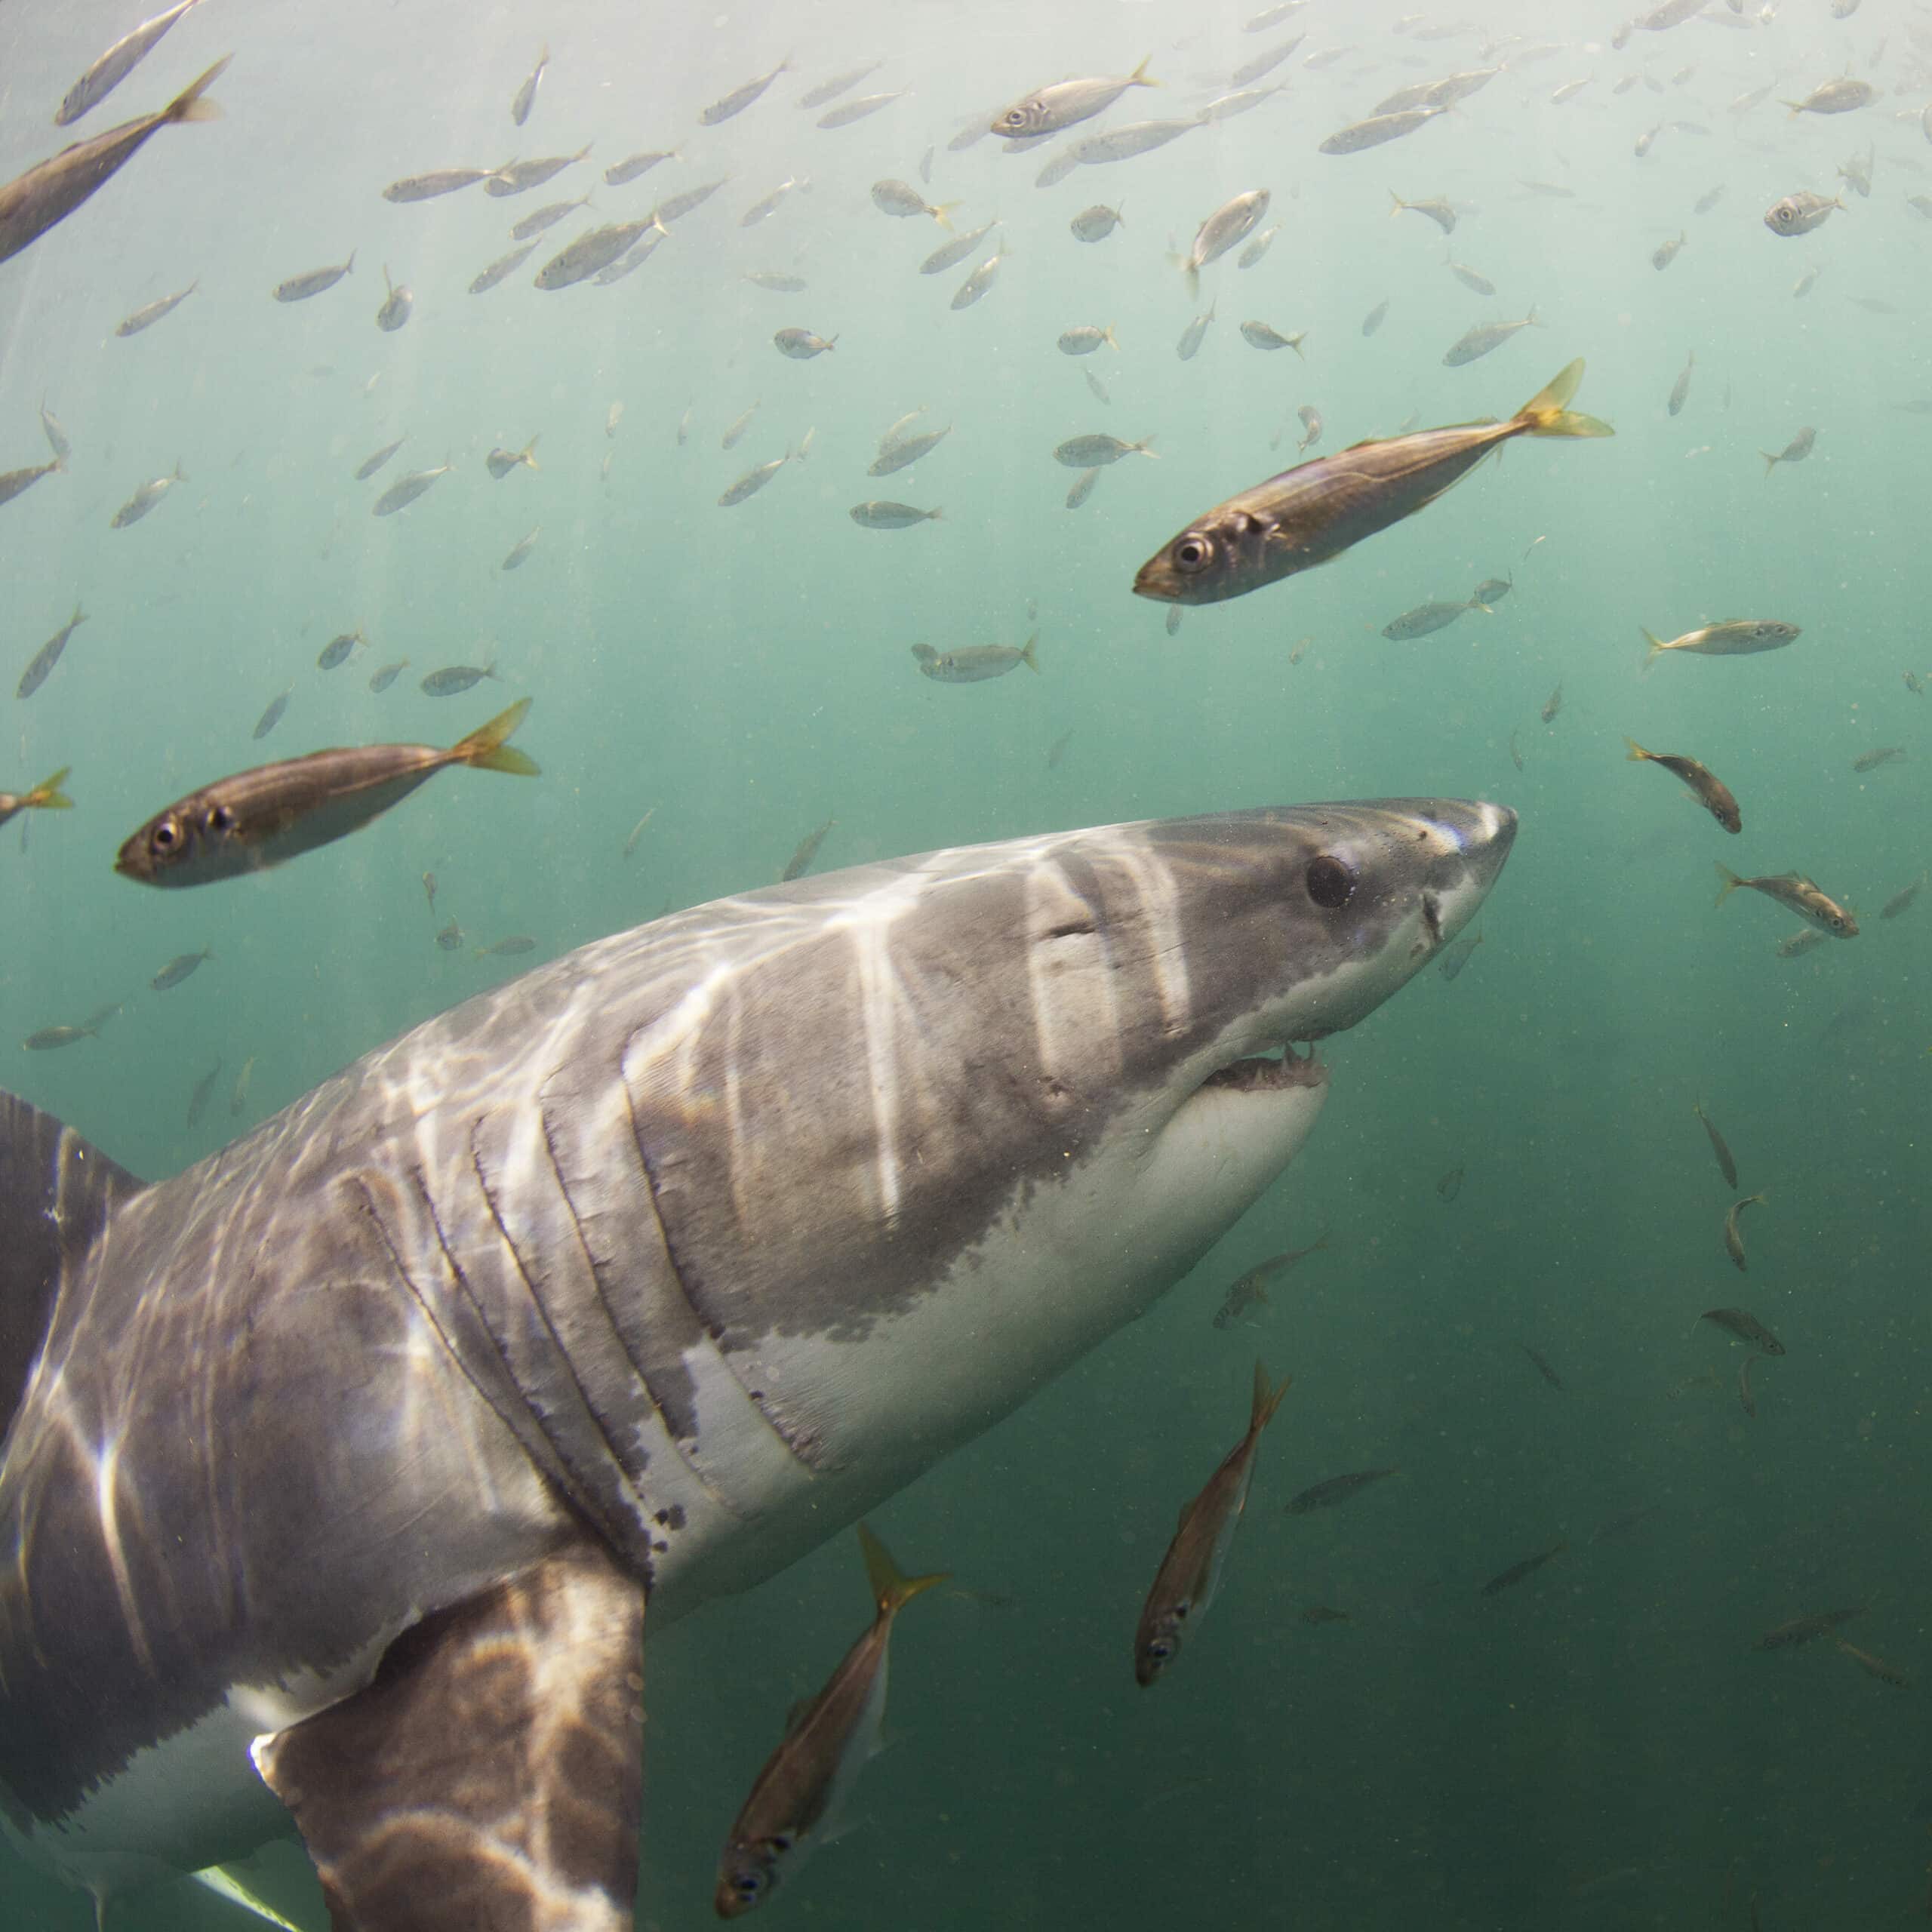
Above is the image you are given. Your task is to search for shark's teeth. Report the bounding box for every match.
[1199,1044,1327,1094]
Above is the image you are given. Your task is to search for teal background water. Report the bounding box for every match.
[2,0,1928,1924]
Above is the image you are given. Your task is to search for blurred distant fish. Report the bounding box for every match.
[1238,222,1281,268]
[1443,310,1539,367]
[1509,731,1524,772]
[502,528,540,570]
[420,663,500,697]
[435,915,464,952]
[1065,467,1100,509]
[722,404,761,451]
[1212,1232,1327,1327]
[1285,1466,1398,1515]
[1437,1166,1464,1201]
[871,179,954,223]
[1702,1306,1781,1355]
[1624,739,1741,832]
[1389,191,1455,233]
[23,1005,118,1051]
[992,59,1157,138]
[355,436,405,479]
[1837,146,1874,199]
[2,55,228,264]
[745,269,807,293]
[1835,1639,1909,1688]
[38,399,70,462]
[1382,597,1478,639]
[1755,1608,1860,1651]
[622,808,655,860]
[1549,79,1590,106]
[1057,324,1118,355]
[486,438,541,479]
[817,92,904,130]
[252,689,290,740]
[117,702,537,887]
[1715,865,1855,937]
[372,459,451,515]
[1479,1541,1565,1598]
[1319,107,1445,155]
[150,946,212,991]
[1179,188,1269,295]
[1069,203,1124,242]
[1164,607,1181,638]
[1850,746,1906,773]
[475,935,537,958]
[0,766,72,829]
[469,241,537,293]
[1694,184,1723,214]
[1472,575,1511,604]
[368,660,407,691]
[1880,873,1924,920]
[185,1056,223,1129]
[1693,1102,1740,1189]
[1763,192,1841,236]
[1436,925,1484,980]
[510,45,547,127]
[781,815,836,881]
[1668,350,1694,416]
[604,148,678,186]
[1200,85,1284,125]
[1177,302,1216,361]
[921,217,999,274]
[1047,728,1074,769]
[1054,432,1154,467]
[869,425,948,475]
[511,192,592,240]
[1520,1345,1563,1391]
[1446,260,1495,296]
[486,146,592,196]
[1134,1363,1290,1685]
[774,326,836,358]
[1230,37,1303,87]
[57,0,208,124]
[115,281,196,336]
[1067,118,1201,166]
[229,1054,256,1117]
[16,605,86,700]
[798,62,884,110]
[1361,297,1388,336]
[740,175,809,226]
[272,251,355,301]
[110,463,183,527]
[317,626,365,672]
[1295,405,1322,452]
[1651,230,1686,270]
[851,500,940,528]
[1641,619,1799,666]
[383,168,488,204]
[374,265,412,331]
[950,244,1011,310]
[912,637,1038,682]
[719,448,798,506]
[1775,928,1826,958]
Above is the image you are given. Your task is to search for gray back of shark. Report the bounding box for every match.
[0,798,1514,1929]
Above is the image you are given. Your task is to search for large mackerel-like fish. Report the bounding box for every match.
[0,797,1514,1930]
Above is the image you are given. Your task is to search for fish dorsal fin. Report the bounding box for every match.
[0,1090,143,1444]
[254,1540,645,1932]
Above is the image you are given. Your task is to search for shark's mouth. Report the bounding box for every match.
[1198,1041,1328,1095]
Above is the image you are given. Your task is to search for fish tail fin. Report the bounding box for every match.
[1130,55,1158,88]
[1020,633,1040,673]
[168,54,231,125]
[1103,325,1119,350]
[857,1522,948,1619]
[1136,435,1159,457]
[1639,626,1667,673]
[1183,260,1199,300]
[522,435,541,469]
[931,201,963,229]
[1624,737,1653,763]
[346,251,357,275]
[1309,1229,1331,1252]
[1388,191,1404,217]
[1526,304,1542,327]
[928,506,943,521]
[1760,450,1779,478]
[1514,360,1613,438]
[1713,861,1743,906]
[1250,1361,1293,1432]
[26,768,72,809]
[448,699,540,776]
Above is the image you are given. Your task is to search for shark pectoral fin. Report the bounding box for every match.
[252,1540,645,1932]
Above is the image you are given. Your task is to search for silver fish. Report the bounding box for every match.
[383,168,489,203]
[272,251,355,302]
[1318,107,1446,155]
[317,626,365,672]
[1177,302,1217,361]
[719,450,796,506]
[371,460,451,516]
[774,327,836,358]
[355,437,405,480]
[510,192,592,240]
[950,245,1011,311]
[1057,325,1118,355]
[911,636,1039,682]
[1389,192,1455,233]
[114,280,196,336]
[374,265,412,331]
[368,660,408,691]
[745,269,808,292]
[535,219,660,289]
[1239,318,1305,354]
[502,528,540,571]
[1180,189,1270,295]
[1067,118,1201,165]
[781,816,836,882]
[992,60,1157,138]
[871,179,952,222]
[604,149,678,186]
[1238,223,1281,268]
[1229,37,1303,87]
[849,501,941,529]
[109,463,183,527]
[1761,427,1817,475]
[1652,230,1687,271]
[510,45,547,128]
[1669,351,1694,417]
[485,438,540,479]
[1763,192,1841,237]
[15,605,86,700]
[1641,619,1800,666]
[1069,203,1124,242]
[1199,85,1285,124]
[185,1056,223,1129]
[700,58,793,126]
[1065,467,1101,509]
[1382,597,1478,638]
[712,1527,944,1919]
[420,664,503,698]
[740,176,808,226]
[817,92,904,130]
[1134,1364,1291,1684]
[798,63,884,111]
[921,217,998,273]
[1447,260,1496,296]
[59,0,209,124]
[1361,297,1389,336]
[252,689,290,740]
[485,146,592,197]
[469,242,538,293]
[150,946,213,991]
[654,179,728,225]
[0,457,64,509]
[1782,78,1875,117]
[1715,866,1857,937]
[723,404,761,451]
[38,398,69,462]
[1442,310,1540,367]
[1053,432,1155,467]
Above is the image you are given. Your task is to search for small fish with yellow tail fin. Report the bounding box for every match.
[714,1524,946,1918]
[1715,863,1857,937]
[115,702,538,887]
[0,765,72,830]
[1133,360,1612,606]
[1134,1362,1290,1685]
[1624,737,1742,833]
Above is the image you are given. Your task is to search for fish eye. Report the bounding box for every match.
[1173,534,1214,573]
[733,1870,764,1900]
[149,817,182,854]
[1149,1639,1173,1660]
[1305,853,1357,909]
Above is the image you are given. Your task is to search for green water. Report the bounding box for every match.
[3,0,1928,1924]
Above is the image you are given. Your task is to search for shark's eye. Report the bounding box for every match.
[1305,854,1355,909]
[1172,534,1214,573]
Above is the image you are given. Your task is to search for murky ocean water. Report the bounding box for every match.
[2,0,1928,1925]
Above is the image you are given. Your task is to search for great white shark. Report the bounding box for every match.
[0,796,1514,1930]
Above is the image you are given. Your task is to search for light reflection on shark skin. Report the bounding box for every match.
[0,797,1514,1914]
